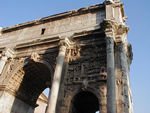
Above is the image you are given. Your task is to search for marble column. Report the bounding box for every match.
[106,36,116,113]
[118,42,130,113]
[46,38,69,113]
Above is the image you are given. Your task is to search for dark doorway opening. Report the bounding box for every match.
[70,91,99,113]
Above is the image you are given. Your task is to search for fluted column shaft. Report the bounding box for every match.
[118,42,131,113]
[46,44,67,113]
[106,36,116,113]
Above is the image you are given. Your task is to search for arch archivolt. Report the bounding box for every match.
[0,56,54,106]
[66,87,100,113]
[0,58,25,86]
[63,83,107,113]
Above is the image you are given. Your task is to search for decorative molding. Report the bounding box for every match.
[105,0,115,5]
[30,52,40,62]
[100,19,129,42]
[2,48,15,59]
[69,45,81,61]
[59,37,75,48]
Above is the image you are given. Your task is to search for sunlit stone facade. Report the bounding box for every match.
[0,0,133,113]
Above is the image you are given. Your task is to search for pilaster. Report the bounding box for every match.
[0,48,15,74]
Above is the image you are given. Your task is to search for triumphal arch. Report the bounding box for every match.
[0,0,133,113]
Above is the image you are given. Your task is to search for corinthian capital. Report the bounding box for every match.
[2,48,15,59]
[30,52,40,62]
[116,24,129,35]
[115,24,129,43]
[101,19,129,42]
[101,19,117,38]
[59,37,74,48]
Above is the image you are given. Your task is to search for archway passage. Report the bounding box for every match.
[7,60,52,109]
[34,88,50,113]
[70,91,99,113]
[19,61,52,106]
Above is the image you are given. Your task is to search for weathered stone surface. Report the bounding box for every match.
[34,93,48,113]
[0,91,34,113]
[0,1,133,113]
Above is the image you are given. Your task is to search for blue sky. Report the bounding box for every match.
[0,0,150,113]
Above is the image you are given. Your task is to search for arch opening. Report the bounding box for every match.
[7,60,53,113]
[70,91,99,113]
[34,88,50,113]
[18,61,52,106]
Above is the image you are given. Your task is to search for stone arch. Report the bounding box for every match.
[0,58,24,85]
[5,58,54,111]
[71,87,100,101]
[38,59,54,77]
[69,90,100,113]
[64,86,103,113]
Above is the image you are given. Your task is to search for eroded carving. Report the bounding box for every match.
[65,44,107,87]
[0,58,25,85]
[30,52,40,62]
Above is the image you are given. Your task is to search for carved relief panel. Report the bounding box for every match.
[65,44,107,85]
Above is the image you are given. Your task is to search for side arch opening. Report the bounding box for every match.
[69,91,100,113]
[6,60,53,113]
[18,61,52,106]
[34,88,50,113]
